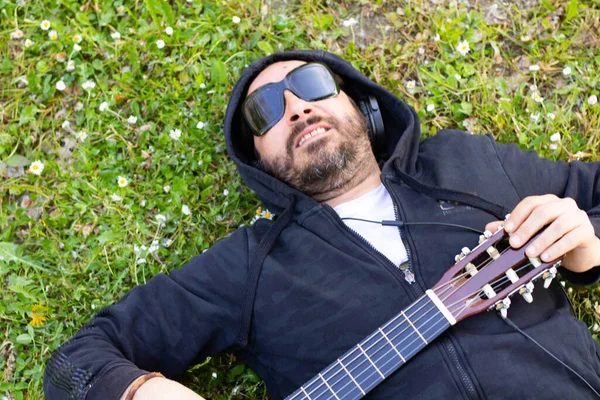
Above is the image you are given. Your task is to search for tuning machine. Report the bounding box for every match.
[519,282,535,303]
[495,297,511,319]
[454,247,471,262]
[542,266,558,289]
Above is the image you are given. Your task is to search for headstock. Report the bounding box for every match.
[431,216,563,322]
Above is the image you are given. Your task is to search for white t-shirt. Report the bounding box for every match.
[333,184,408,268]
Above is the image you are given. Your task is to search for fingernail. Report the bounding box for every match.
[511,235,521,246]
[505,221,514,232]
[541,252,549,261]
[526,245,535,256]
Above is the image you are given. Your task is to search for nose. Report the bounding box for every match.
[283,89,314,124]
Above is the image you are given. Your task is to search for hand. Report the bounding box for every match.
[485,194,600,273]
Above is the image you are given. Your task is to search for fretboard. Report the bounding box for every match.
[285,293,452,400]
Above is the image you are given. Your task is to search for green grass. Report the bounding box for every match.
[1,0,600,398]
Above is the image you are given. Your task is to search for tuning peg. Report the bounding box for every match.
[461,247,471,256]
[479,230,493,243]
[542,266,558,289]
[496,297,511,319]
[519,282,535,303]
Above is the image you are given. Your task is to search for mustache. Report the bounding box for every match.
[287,115,337,154]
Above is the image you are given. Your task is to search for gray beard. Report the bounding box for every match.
[258,111,372,198]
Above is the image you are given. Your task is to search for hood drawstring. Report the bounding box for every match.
[235,195,297,348]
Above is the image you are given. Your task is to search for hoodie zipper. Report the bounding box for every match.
[381,174,480,400]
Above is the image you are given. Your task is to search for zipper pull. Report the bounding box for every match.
[400,262,415,284]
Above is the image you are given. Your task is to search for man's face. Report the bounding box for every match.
[247,60,372,199]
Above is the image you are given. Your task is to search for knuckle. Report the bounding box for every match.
[563,197,577,208]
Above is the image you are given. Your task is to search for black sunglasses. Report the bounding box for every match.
[242,62,340,136]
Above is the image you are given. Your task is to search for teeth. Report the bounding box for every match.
[298,127,327,147]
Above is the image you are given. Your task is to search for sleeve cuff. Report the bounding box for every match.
[86,364,148,400]
[558,265,600,287]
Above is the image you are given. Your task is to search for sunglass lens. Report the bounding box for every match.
[244,84,284,136]
[290,64,338,101]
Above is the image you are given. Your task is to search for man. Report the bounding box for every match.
[44,50,600,399]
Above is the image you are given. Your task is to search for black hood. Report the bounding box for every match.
[224,49,422,216]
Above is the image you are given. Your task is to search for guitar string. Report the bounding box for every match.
[290,242,513,400]
[297,250,529,400]
[306,262,536,400]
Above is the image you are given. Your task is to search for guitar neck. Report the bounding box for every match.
[285,293,452,400]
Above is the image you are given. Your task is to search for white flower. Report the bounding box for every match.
[162,238,173,247]
[73,43,81,52]
[196,121,205,129]
[549,143,558,150]
[547,113,555,120]
[417,47,425,55]
[593,323,599,332]
[67,60,75,71]
[182,204,191,216]
[24,39,34,47]
[199,83,206,89]
[454,74,462,81]
[62,120,70,129]
[532,92,544,103]
[520,35,531,42]
[73,34,82,44]
[456,40,470,56]
[111,31,121,40]
[550,133,561,142]
[156,39,165,49]
[156,214,167,224]
[110,193,122,202]
[165,26,174,36]
[223,189,229,196]
[117,176,129,187]
[163,185,171,193]
[29,160,44,175]
[99,101,109,112]
[562,66,572,76]
[48,30,58,41]
[342,17,358,27]
[211,372,218,379]
[529,64,540,72]
[10,29,24,39]
[169,129,182,140]
[136,258,146,265]
[588,94,598,106]
[149,240,159,253]
[40,20,51,31]
[405,80,416,89]
[529,84,537,92]
[232,16,241,24]
[127,115,137,124]
[56,80,66,91]
[426,104,435,112]
[76,131,88,142]
[117,5,125,13]
[432,34,440,42]
[82,80,96,90]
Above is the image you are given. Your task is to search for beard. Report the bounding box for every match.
[258,108,373,198]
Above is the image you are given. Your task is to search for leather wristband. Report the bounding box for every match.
[124,372,165,400]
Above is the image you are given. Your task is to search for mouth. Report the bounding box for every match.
[294,124,331,149]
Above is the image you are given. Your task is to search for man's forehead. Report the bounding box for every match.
[246,60,307,96]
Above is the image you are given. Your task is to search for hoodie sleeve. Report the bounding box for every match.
[43,227,250,400]
[490,137,600,286]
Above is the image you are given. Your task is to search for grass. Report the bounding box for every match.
[1,0,599,398]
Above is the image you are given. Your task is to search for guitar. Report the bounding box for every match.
[285,223,563,400]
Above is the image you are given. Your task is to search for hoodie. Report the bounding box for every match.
[44,50,600,400]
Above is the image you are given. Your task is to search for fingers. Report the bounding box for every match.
[536,224,594,262]
[524,212,581,259]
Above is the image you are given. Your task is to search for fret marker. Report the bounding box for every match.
[426,289,456,325]
[378,328,406,362]
[300,386,312,399]
[402,311,428,344]
[318,373,340,400]
[357,343,385,379]
[337,360,365,395]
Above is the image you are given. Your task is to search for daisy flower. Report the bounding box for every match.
[169,129,182,140]
[156,214,167,224]
[547,113,555,120]
[549,144,558,150]
[232,16,241,24]
[25,39,34,48]
[199,83,206,89]
[196,121,205,129]
[40,20,51,31]
[127,115,137,124]
[48,30,58,41]
[426,104,435,112]
[56,80,66,91]
[588,95,598,106]
[456,40,470,56]
[82,80,96,90]
[10,29,24,39]
[182,204,191,216]
[117,176,129,187]
[405,80,416,90]
[562,66,572,76]
[163,185,171,193]
[529,64,540,72]
[75,131,88,142]
[99,101,109,112]
[111,31,121,40]
[432,34,440,42]
[73,43,81,52]
[73,34,82,44]
[165,27,173,36]
[29,160,44,175]
[156,39,165,49]
[223,189,229,196]
[117,5,125,13]
[67,60,75,71]
[550,133,561,142]
[110,193,122,202]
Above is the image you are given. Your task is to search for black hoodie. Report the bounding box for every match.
[44,50,600,400]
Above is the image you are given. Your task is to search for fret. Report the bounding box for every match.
[318,373,340,400]
[378,327,405,363]
[356,343,385,379]
[300,386,311,399]
[401,310,427,344]
[337,359,366,396]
